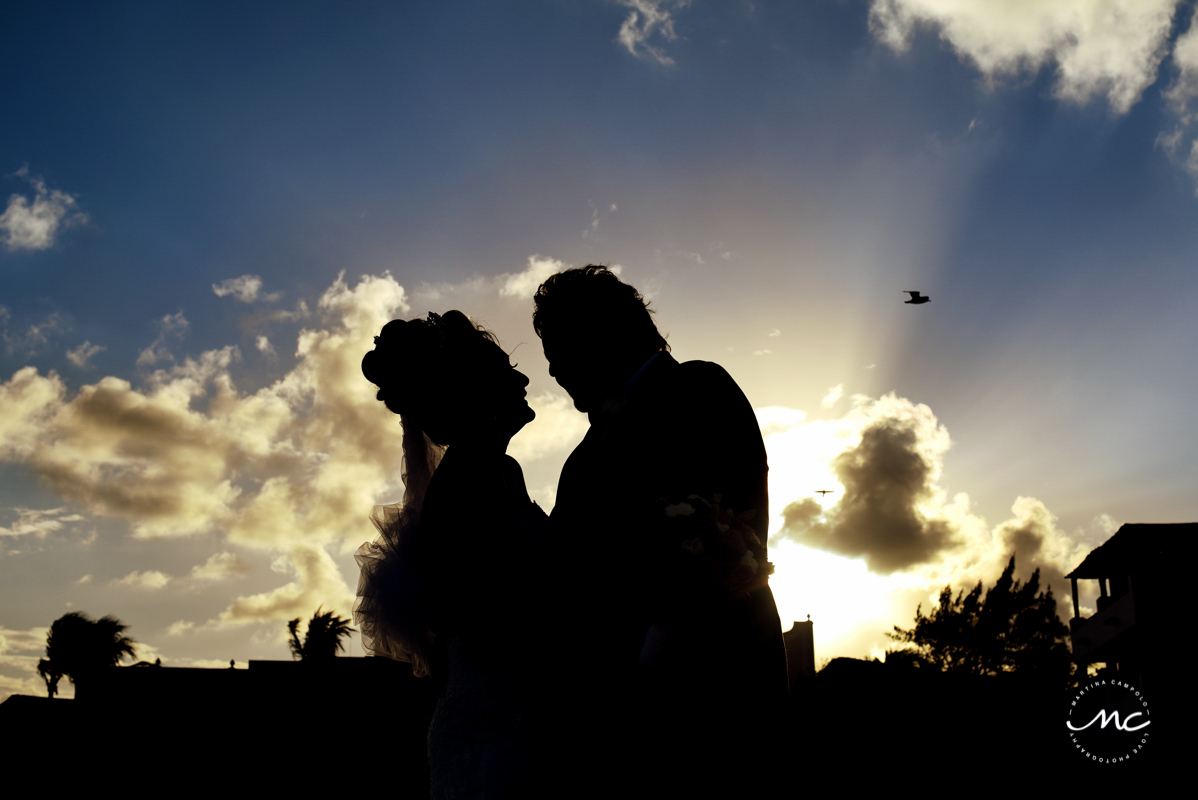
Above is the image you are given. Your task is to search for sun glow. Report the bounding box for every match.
[769,542,902,660]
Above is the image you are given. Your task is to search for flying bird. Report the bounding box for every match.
[815,490,835,497]
[904,291,929,304]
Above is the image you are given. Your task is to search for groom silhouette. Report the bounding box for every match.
[534,266,790,795]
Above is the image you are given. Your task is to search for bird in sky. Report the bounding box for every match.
[815,490,835,497]
[904,291,929,304]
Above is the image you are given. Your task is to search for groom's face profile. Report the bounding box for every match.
[541,324,610,414]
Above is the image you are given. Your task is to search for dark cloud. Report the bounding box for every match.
[778,417,957,573]
[993,497,1082,620]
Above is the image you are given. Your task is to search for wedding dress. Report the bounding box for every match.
[355,419,548,800]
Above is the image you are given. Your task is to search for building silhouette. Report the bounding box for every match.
[2,656,437,790]
[1066,522,1196,698]
[783,617,814,685]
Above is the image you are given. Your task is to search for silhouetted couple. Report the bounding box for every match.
[357,266,790,798]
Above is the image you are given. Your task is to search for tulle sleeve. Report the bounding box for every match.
[354,503,436,677]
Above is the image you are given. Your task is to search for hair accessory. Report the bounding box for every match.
[426,311,450,345]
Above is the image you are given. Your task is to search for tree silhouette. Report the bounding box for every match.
[287,606,355,661]
[887,556,1070,680]
[37,658,61,698]
[38,612,137,695]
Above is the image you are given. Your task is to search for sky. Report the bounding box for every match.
[3,0,1197,701]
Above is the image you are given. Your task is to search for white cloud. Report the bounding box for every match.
[507,393,590,463]
[66,340,105,368]
[3,312,66,356]
[115,569,171,589]
[255,335,275,356]
[1166,8,1198,120]
[821,384,844,408]
[213,274,262,302]
[214,543,354,627]
[498,254,569,299]
[167,620,195,636]
[0,507,84,538]
[616,0,688,66]
[190,551,250,581]
[0,168,88,251]
[870,0,1180,114]
[213,274,280,303]
[136,311,189,366]
[1091,512,1120,536]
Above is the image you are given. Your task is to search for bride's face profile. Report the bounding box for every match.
[457,339,535,443]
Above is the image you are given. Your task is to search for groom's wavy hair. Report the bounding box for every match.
[532,265,669,353]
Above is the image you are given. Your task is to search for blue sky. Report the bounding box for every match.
[3,1,1196,698]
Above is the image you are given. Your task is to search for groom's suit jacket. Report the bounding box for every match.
[550,351,790,786]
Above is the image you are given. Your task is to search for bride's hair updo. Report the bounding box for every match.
[362,310,498,445]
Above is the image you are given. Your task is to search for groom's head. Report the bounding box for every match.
[534,265,668,413]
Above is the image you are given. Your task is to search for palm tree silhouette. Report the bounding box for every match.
[38,612,137,696]
[287,606,355,661]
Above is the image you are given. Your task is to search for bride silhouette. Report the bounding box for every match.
[356,310,547,799]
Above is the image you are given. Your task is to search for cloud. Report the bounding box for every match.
[0,274,413,545]
[239,300,311,331]
[616,0,687,66]
[1166,7,1198,121]
[507,393,590,463]
[1092,512,1120,536]
[65,341,105,368]
[115,569,171,589]
[214,544,355,627]
[166,620,195,636]
[3,312,66,356]
[583,201,618,241]
[821,384,844,408]
[190,551,250,581]
[0,625,54,703]
[136,311,189,366]
[0,168,88,251]
[763,393,1102,631]
[776,394,956,573]
[254,335,275,356]
[869,0,1179,114]
[0,271,410,629]
[498,254,569,298]
[0,367,65,461]
[0,507,84,538]
[213,274,281,303]
[1159,9,1198,191]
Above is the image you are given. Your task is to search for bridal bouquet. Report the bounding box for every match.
[661,493,773,600]
[640,494,774,666]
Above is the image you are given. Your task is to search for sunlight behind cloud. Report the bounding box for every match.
[760,392,1103,657]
